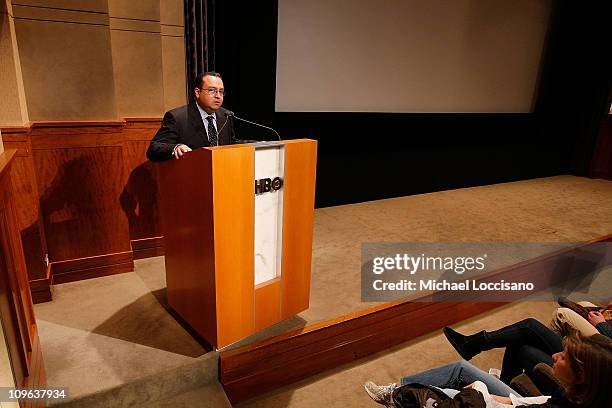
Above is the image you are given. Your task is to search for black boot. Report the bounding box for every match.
[443,327,487,360]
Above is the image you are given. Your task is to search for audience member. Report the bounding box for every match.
[365,333,611,408]
[552,299,611,339]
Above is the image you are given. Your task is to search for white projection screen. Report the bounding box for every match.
[276,0,552,113]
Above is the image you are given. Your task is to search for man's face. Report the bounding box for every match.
[194,75,224,113]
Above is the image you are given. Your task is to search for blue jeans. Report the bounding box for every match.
[399,360,521,397]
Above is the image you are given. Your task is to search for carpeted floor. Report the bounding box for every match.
[33,175,612,405]
[34,258,208,399]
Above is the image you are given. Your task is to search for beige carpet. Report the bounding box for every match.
[33,175,612,405]
[34,257,209,400]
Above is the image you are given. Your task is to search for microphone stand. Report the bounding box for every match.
[232,114,282,141]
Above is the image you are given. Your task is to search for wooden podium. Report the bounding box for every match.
[157,139,317,348]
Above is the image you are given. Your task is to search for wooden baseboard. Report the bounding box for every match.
[31,290,52,304]
[133,246,165,260]
[131,237,164,260]
[45,236,164,285]
[51,251,134,284]
[30,264,53,304]
[220,235,612,404]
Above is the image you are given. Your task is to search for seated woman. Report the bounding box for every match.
[365,334,611,407]
[552,300,612,339]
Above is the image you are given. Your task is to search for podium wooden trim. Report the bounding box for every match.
[158,139,317,348]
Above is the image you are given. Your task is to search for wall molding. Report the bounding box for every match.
[29,264,52,304]
[51,251,134,284]
[131,237,164,260]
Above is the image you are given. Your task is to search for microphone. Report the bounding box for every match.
[228,111,281,141]
[216,111,232,139]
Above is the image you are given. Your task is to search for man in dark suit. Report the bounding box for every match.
[146,72,235,162]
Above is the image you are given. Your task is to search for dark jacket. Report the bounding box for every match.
[393,383,486,408]
[146,103,235,162]
[595,322,612,339]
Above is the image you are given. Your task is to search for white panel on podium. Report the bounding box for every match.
[253,144,285,286]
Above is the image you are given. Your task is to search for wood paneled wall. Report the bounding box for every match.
[1,119,163,299]
[0,149,46,405]
[121,119,164,259]
[2,127,49,302]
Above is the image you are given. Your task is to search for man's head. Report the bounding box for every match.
[194,72,224,113]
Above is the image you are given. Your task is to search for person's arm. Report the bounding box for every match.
[490,395,512,404]
[147,111,190,162]
[588,311,612,339]
[595,322,612,339]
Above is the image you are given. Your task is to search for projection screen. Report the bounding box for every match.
[276,0,552,113]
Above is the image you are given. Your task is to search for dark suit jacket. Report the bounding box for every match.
[146,103,236,162]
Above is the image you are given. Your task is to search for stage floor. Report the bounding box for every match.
[227,175,612,348]
[34,175,612,400]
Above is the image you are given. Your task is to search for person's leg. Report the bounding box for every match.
[499,346,523,384]
[552,307,599,337]
[500,345,553,384]
[485,318,562,353]
[444,318,563,360]
[400,360,520,397]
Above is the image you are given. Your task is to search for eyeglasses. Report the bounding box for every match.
[200,87,226,96]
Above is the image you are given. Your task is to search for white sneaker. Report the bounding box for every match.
[364,381,397,406]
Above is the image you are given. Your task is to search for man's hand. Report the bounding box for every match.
[173,144,192,159]
[588,310,606,326]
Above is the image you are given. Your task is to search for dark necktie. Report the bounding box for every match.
[207,115,218,146]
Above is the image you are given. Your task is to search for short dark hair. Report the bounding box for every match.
[194,72,222,89]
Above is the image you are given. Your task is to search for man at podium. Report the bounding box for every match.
[146,72,235,162]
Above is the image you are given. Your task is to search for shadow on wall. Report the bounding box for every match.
[120,161,160,241]
[39,157,108,259]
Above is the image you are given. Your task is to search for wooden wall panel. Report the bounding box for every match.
[8,155,47,278]
[0,119,165,288]
[29,123,134,281]
[2,131,50,302]
[0,149,46,394]
[0,211,28,386]
[33,145,130,260]
[121,141,161,238]
[121,119,163,258]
